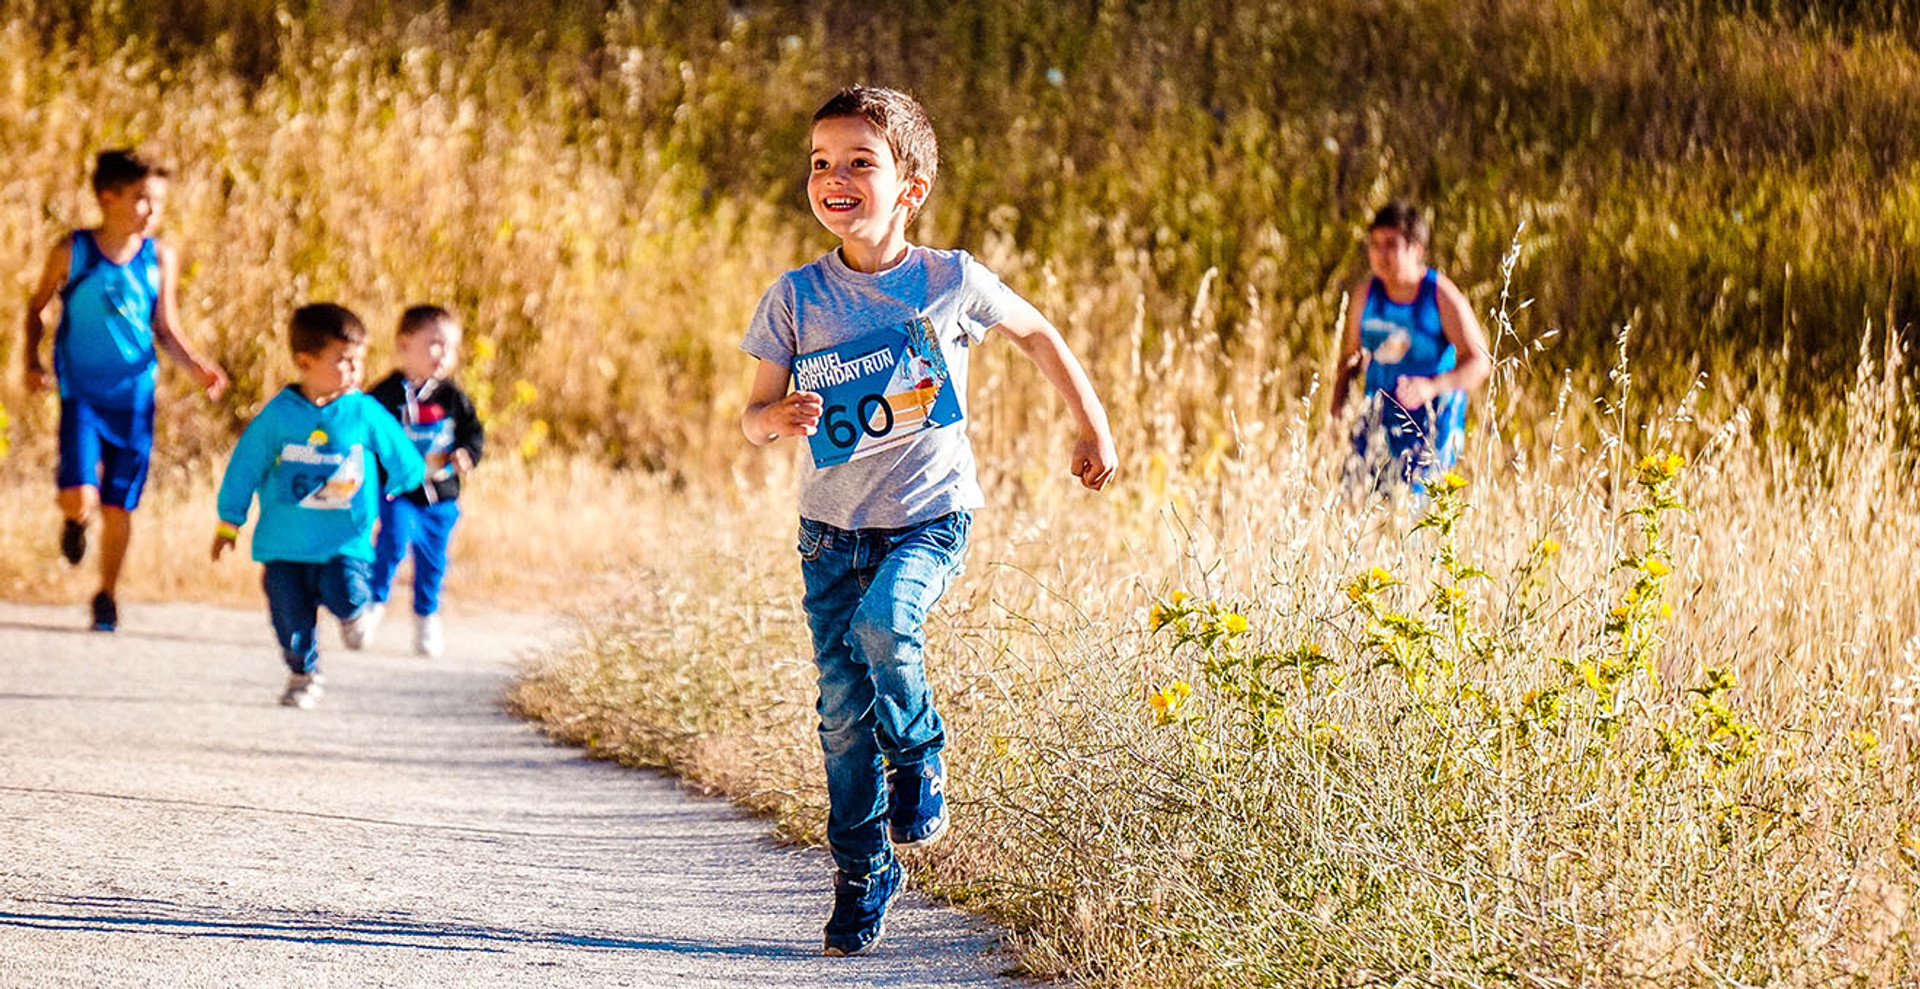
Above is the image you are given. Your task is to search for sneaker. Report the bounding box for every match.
[60,519,87,566]
[359,603,387,642]
[340,608,372,650]
[887,755,948,847]
[415,614,443,657]
[89,591,117,633]
[822,858,906,957]
[279,672,323,709]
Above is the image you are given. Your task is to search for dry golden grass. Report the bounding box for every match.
[512,307,1920,986]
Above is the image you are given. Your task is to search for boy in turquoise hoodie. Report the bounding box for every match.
[212,303,425,708]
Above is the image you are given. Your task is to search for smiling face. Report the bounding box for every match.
[398,319,461,384]
[1366,226,1427,285]
[807,115,929,253]
[97,176,168,240]
[295,338,367,404]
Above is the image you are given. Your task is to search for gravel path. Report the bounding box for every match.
[0,599,1011,988]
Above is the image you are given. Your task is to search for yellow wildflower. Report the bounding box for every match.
[1149,680,1193,725]
[1369,567,1395,585]
[1170,590,1190,606]
[1222,613,1249,635]
[1536,537,1560,559]
[1611,603,1631,620]
[1439,471,1468,491]
[1644,558,1672,578]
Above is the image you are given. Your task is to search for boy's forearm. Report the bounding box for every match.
[741,405,779,446]
[22,313,46,370]
[154,324,212,374]
[1013,329,1108,436]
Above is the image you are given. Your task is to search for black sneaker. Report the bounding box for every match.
[90,591,117,633]
[60,519,86,565]
[822,858,906,957]
[887,755,949,847]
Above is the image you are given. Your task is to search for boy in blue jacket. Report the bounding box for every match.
[212,304,425,709]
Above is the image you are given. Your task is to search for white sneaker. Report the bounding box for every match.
[415,614,444,657]
[340,607,375,651]
[280,672,323,709]
[358,603,386,642]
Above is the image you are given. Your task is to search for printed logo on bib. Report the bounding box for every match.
[1363,319,1413,365]
[405,418,458,481]
[279,436,365,510]
[794,317,963,468]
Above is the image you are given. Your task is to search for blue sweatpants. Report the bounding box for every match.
[370,497,461,616]
[263,557,371,674]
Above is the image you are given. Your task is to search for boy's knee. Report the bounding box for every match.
[817,708,874,752]
[848,606,922,668]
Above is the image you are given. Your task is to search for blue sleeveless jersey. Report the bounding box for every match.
[1355,268,1466,479]
[55,231,160,410]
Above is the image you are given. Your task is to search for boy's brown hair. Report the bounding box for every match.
[289,303,367,355]
[91,149,170,195]
[397,304,457,337]
[813,86,939,214]
[1369,200,1431,248]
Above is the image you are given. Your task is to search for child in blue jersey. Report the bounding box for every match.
[212,304,425,709]
[1331,201,1491,492]
[741,85,1117,957]
[19,149,229,631]
[364,305,485,658]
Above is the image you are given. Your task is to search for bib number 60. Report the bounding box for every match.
[823,394,896,449]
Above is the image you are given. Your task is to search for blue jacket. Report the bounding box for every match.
[217,387,426,563]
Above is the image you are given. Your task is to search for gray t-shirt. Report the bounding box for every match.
[742,245,1020,529]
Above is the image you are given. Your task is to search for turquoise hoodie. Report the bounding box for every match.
[217,386,426,564]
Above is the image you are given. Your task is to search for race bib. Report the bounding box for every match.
[280,433,365,510]
[793,317,963,468]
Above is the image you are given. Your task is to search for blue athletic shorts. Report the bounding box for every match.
[57,398,155,510]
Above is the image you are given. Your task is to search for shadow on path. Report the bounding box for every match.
[0,896,814,958]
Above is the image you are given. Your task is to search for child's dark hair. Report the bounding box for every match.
[397,304,457,337]
[91,149,170,195]
[289,303,367,355]
[813,85,939,195]
[1369,200,1430,248]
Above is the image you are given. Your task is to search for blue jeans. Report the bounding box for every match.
[799,511,970,876]
[262,557,371,674]
[370,497,462,616]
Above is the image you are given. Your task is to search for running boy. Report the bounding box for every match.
[740,85,1117,957]
[364,305,485,657]
[20,149,229,631]
[212,304,424,709]
[1330,201,1491,492]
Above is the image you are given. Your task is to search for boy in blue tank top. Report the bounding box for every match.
[20,149,229,631]
[1331,201,1491,493]
[741,86,1116,957]
[211,304,425,709]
